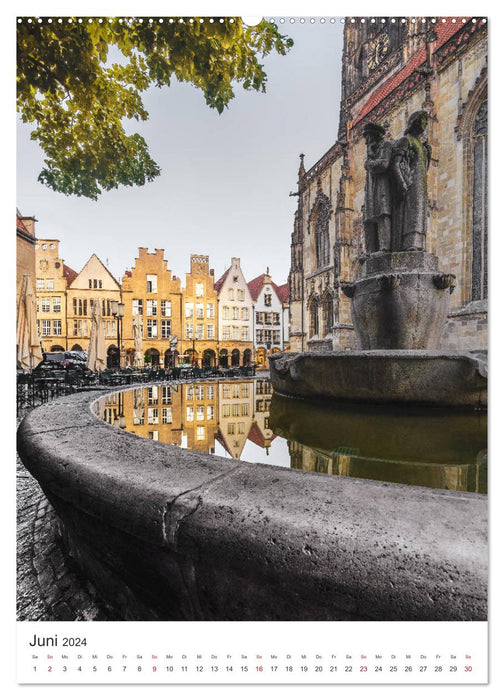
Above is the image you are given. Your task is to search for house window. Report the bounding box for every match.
[185,303,193,318]
[241,385,250,398]
[196,324,204,340]
[207,405,214,420]
[223,404,231,417]
[228,289,234,300]
[52,296,61,313]
[273,331,281,344]
[146,300,158,316]
[207,385,215,400]
[223,385,231,398]
[196,303,204,319]
[222,327,230,340]
[46,279,54,291]
[256,329,264,344]
[237,289,245,301]
[132,299,143,316]
[241,328,249,341]
[196,426,205,441]
[207,324,215,339]
[53,320,62,336]
[162,407,172,424]
[241,308,249,321]
[36,279,44,290]
[238,422,245,434]
[161,300,171,317]
[185,323,193,339]
[195,283,204,298]
[147,319,158,338]
[41,297,50,312]
[146,275,157,293]
[206,303,215,318]
[42,320,51,335]
[232,404,240,417]
[195,386,205,400]
[232,326,240,340]
[233,385,240,398]
[147,408,159,424]
[148,386,158,404]
[186,385,194,400]
[196,405,204,421]
[241,403,249,416]
[222,306,230,320]
[186,406,194,422]
[162,386,172,404]
[273,312,280,324]
[161,320,171,338]
[264,294,272,306]
[232,307,240,320]
[148,430,159,441]
[255,311,263,325]
[227,423,235,435]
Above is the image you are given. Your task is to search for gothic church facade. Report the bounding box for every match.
[288,17,487,352]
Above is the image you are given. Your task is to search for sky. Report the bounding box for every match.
[16,18,344,287]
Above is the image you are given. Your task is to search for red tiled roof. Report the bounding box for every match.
[247,421,277,449]
[276,282,290,303]
[124,270,132,278]
[353,21,462,127]
[63,264,78,286]
[248,274,289,303]
[16,214,32,237]
[214,267,230,294]
[247,273,267,302]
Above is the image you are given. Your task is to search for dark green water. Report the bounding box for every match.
[96,380,487,494]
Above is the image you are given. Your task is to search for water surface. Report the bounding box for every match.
[94,378,487,494]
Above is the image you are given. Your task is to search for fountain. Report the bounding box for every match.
[271,113,487,408]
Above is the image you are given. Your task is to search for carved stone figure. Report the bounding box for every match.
[363,122,393,253]
[391,111,431,251]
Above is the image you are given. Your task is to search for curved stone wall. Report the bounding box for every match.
[17,388,487,621]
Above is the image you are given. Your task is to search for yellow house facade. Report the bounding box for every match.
[66,254,121,361]
[181,255,219,368]
[121,248,182,368]
[34,238,73,352]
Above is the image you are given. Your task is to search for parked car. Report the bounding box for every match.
[33,351,89,376]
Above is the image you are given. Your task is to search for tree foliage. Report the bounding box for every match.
[17,17,293,199]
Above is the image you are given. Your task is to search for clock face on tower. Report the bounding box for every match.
[367,33,390,71]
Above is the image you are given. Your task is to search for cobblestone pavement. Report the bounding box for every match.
[16,412,112,621]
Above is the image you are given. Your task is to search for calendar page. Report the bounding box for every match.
[14,1,490,691]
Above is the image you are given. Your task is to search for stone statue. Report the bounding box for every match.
[391,111,431,251]
[363,122,393,253]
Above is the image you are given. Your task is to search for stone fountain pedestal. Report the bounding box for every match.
[270,250,487,409]
[343,251,455,350]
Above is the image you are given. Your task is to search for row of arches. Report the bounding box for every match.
[50,344,253,369]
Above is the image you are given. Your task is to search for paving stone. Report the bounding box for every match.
[16,419,111,622]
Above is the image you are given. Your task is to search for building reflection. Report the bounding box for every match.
[94,380,487,494]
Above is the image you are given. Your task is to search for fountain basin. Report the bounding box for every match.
[269,350,487,408]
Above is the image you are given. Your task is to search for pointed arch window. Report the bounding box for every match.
[322,293,334,336]
[471,100,487,301]
[309,297,319,338]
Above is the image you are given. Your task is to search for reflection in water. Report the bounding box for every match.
[94,379,487,494]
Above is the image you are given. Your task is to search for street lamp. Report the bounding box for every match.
[111,300,125,369]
